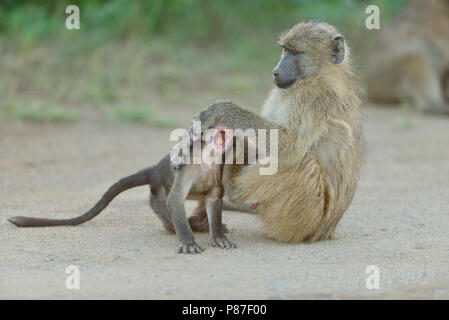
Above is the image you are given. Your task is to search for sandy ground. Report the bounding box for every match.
[1,105,449,299]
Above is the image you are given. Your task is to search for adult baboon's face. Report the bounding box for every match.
[272,47,318,88]
[272,35,345,89]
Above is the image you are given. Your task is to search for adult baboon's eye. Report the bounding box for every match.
[289,49,302,55]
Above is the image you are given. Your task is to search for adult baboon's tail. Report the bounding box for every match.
[8,168,151,227]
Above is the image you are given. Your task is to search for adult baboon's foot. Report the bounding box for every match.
[328,232,341,240]
[177,243,204,254]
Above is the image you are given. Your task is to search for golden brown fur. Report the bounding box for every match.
[225,22,363,242]
[366,0,449,112]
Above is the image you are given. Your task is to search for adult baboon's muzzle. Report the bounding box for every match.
[272,56,297,89]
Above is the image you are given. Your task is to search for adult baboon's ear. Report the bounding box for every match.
[331,35,345,64]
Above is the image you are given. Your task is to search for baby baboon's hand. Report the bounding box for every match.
[170,125,197,169]
[169,119,203,169]
[170,139,191,169]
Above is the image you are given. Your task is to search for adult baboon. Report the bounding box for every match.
[178,22,364,242]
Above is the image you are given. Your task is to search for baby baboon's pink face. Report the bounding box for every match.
[213,127,232,151]
[200,126,233,167]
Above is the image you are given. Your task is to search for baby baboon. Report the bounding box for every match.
[366,0,449,114]
[178,22,363,242]
[8,130,237,254]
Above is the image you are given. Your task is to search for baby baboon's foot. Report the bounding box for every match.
[177,243,204,254]
[211,236,236,249]
[188,215,228,233]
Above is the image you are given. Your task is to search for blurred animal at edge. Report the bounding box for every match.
[366,0,449,114]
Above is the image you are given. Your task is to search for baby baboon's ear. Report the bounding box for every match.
[331,35,345,64]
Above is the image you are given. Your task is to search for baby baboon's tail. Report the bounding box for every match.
[8,168,151,227]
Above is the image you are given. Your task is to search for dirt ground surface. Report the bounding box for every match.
[1,105,449,299]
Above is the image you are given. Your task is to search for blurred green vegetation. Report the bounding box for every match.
[0,100,80,123]
[0,0,410,125]
[107,105,176,127]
